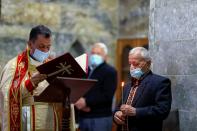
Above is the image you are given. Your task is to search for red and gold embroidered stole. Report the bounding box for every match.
[9,50,28,131]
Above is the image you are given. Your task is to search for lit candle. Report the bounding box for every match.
[121,81,125,104]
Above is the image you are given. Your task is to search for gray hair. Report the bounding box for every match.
[129,47,151,61]
[93,42,108,55]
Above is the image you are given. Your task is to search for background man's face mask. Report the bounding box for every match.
[89,54,104,68]
[33,49,49,63]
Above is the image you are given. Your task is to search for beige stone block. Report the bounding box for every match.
[0,25,29,39]
[2,2,61,29]
[100,0,118,11]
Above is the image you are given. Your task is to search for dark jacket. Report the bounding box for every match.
[79,62,117,118]
[115,71,172,131]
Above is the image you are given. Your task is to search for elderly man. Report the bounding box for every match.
[0,25,59,131]
[114,47,172,131]
[75,43,117,131]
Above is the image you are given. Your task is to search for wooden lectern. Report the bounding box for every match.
[35,52,92,130]
[34,77,97,131]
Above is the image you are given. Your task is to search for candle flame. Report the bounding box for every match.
[121,81,125,87]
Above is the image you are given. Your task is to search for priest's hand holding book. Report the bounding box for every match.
[30,73,47,87]
[30,52,54,88]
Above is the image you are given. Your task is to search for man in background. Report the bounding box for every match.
[113,47,172,131]
[0,25,59,130]
[75,43,117,131]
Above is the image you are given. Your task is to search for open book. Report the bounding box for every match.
[36,53,88,82]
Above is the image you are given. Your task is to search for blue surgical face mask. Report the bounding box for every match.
[130,68,144,79]
[32,49,49,63]
[89,54,104,68]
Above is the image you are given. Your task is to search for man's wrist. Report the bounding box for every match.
[25,79,36,92]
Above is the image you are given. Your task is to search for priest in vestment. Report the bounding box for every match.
[0,25,60,131]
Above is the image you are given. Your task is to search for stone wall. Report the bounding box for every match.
[0,0,118,71]
[119,0,149,38]
[149,0,197,130]
[0,0,150,71]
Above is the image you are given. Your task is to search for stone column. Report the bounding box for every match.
[149,0,197,130]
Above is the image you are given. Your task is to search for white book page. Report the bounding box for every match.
[75,53,88,73]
